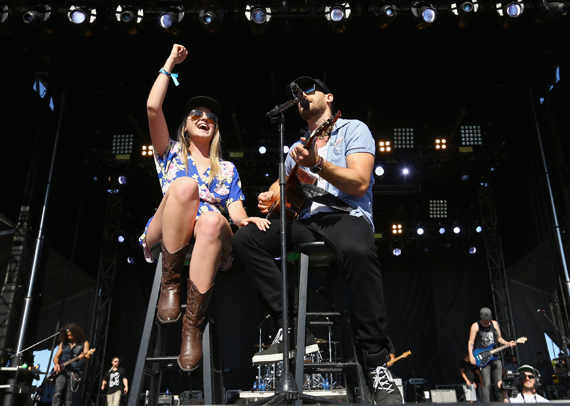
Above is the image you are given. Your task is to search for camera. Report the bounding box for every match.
[502,371,520,397]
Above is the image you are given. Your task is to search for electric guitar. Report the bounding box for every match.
[473,337,527,368]
[266,111,341,219]
[387,350,411,368]
[47,348,96,381]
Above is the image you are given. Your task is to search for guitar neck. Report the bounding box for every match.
[490,343,511,355]
[387,355,404,368]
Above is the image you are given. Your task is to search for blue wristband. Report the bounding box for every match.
[159,68,179,86]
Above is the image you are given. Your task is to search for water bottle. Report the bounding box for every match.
[260,381,266,392]
[253,381,257,391]
[324,379,330,391]
[6,360,9,367]
[166,388,170,396]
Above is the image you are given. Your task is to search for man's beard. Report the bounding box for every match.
[300,98,327,121]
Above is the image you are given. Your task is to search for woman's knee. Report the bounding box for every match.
[168,177,199,203]
[195,212,228,239]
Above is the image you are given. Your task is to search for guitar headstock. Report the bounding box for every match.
[402,350,412,358]
[517,337,528,344]
[305,111,342,148]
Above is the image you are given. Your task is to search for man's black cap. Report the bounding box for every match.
[183,96,221,118]
[286,76,332,98]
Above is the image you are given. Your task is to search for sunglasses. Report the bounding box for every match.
[523,374,535,380]
[188,109,218,125]
[303,85,317,95]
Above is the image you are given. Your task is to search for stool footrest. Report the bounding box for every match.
[145,356,178,362]
[302,362,359,373]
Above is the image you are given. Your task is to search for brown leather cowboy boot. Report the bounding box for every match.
[177,279,214,372]
[157,241,189,324]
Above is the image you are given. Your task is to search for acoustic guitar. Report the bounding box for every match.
[267,111,341,219]
[473,337,527,368]
[47,348,96,381]
[387,350,411,368]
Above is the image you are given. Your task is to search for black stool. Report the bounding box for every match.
[289,241,373,404]
[128,242,224,406]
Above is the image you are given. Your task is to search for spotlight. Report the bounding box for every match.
[393,128,414,149]
[378,140,391,152]
[451,1,478,26]
[245,5,272,34]
[429,200,447,218]
[117,175,127,185]
[22,5,51,24]
[476,226,483,233]
[435,138,447,150]
[374,165,385,177]
[373,4,397,29]
[259,146,267,154]
[141,145,153,156]
[199,7,223,33]
[417,227,425,235]
[496,0,524,18]
[411,1,437,28]
[439,227,446,235]
[127,256,135,264]
[536,0,568,21]
[118,235,125,243]
[393,248,402,256]
[325,3,351,33]
[461,125,482,146]
[1,5,8,23]
[159,5,184,34]
[283,146,289,153]
[392,224,403,235]
[453,226,461,234]
[112,134,133,161]
[68,6,96,24]
[115,5,143,23]
[402,168,409,176]
[469,246,477,254]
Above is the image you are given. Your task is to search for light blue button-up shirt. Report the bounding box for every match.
[285,118,376,230]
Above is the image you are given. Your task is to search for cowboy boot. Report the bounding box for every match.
[157,241,189,324]
[177,279,214,372]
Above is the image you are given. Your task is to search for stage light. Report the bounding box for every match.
[417,227,425,235]
[402,168,409,175]
[496,0,524,17]
[115,5,143,23]
[378,140,391,152]
[141,145,153,156]
[429,200,447,218]
[375,165,385,177]
[536,0,568,21]
[245,5,272,26]
[199,7,222,33]
[453,226,461,234]
[435,138,447,150]
[118,175,127,185]
[284,146,289,153]
[159,6,184,34]
[325,3,351,33]
[393,128,414,149]
[469,246,477,254]
[461,125,482,146]
[127,256,135,264]
[118,235,125,243]
[451,1,478,26]
[68,6,96,24]
[393,248,402,256]
[1,5,8,23]
[476,226,483,233]
[392,224,403,235]
[259,146,267,154]
[439,227,446,235]
[22,5,51,24]
[373,4,397,29]
[113,134,133,162]
[412,1,437,28]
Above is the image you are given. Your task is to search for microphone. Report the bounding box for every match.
[59,328,69,332]
[290,82,309,109]
[537,309,545,313]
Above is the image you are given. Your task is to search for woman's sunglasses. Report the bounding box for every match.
[189,109,218,125]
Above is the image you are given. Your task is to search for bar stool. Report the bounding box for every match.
[289,241,373,404]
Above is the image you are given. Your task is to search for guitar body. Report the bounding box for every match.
[266,111,341,220]
[47,366,66,382]
[47,348,96,382]
[473,344,497,368]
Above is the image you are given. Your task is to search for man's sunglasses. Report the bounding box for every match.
[523,374,535,380]
[188,109,218,125]
[303,85,317,95]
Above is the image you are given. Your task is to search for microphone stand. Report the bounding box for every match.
[252,97,346,405]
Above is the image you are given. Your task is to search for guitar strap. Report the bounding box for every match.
[297,183,354,213]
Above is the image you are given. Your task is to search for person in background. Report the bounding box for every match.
[534,352,554,399]
[461,352,482,403]
[101,357,128,406]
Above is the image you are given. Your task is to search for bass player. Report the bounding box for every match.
[468,307,516,402]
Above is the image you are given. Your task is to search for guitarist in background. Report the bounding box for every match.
[232,76,402,403]
[51,323,91,406]
[468,307,516,402]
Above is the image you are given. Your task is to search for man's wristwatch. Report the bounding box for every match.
[310,156,324,174]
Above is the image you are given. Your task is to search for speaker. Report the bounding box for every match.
[430,389,457,403]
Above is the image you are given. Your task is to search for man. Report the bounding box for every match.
[468,307,516,402]
[232,76,402,403]
[534,352,554,398]
[101,357,128,406]
[503,365,549,403]
[460,352,482,403]
[504,354,520,375]
[51,323,91,406]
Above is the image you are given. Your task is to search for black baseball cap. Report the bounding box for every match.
[480,307,492,321]
[183,96,221,118]
[286,76,332,98]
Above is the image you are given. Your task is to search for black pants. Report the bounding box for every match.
[232,211,390,353]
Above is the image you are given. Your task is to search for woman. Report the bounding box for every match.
[51,323,91,406]
[139,44,269,372]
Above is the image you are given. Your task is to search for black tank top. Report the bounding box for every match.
[474,320,497,349]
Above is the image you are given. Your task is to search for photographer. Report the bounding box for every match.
[502,365,549,403]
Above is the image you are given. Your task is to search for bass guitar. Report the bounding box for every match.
[47,348,96,382]
[266,111,341,219]
[473,337,527,368]
[387,350,411,368]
